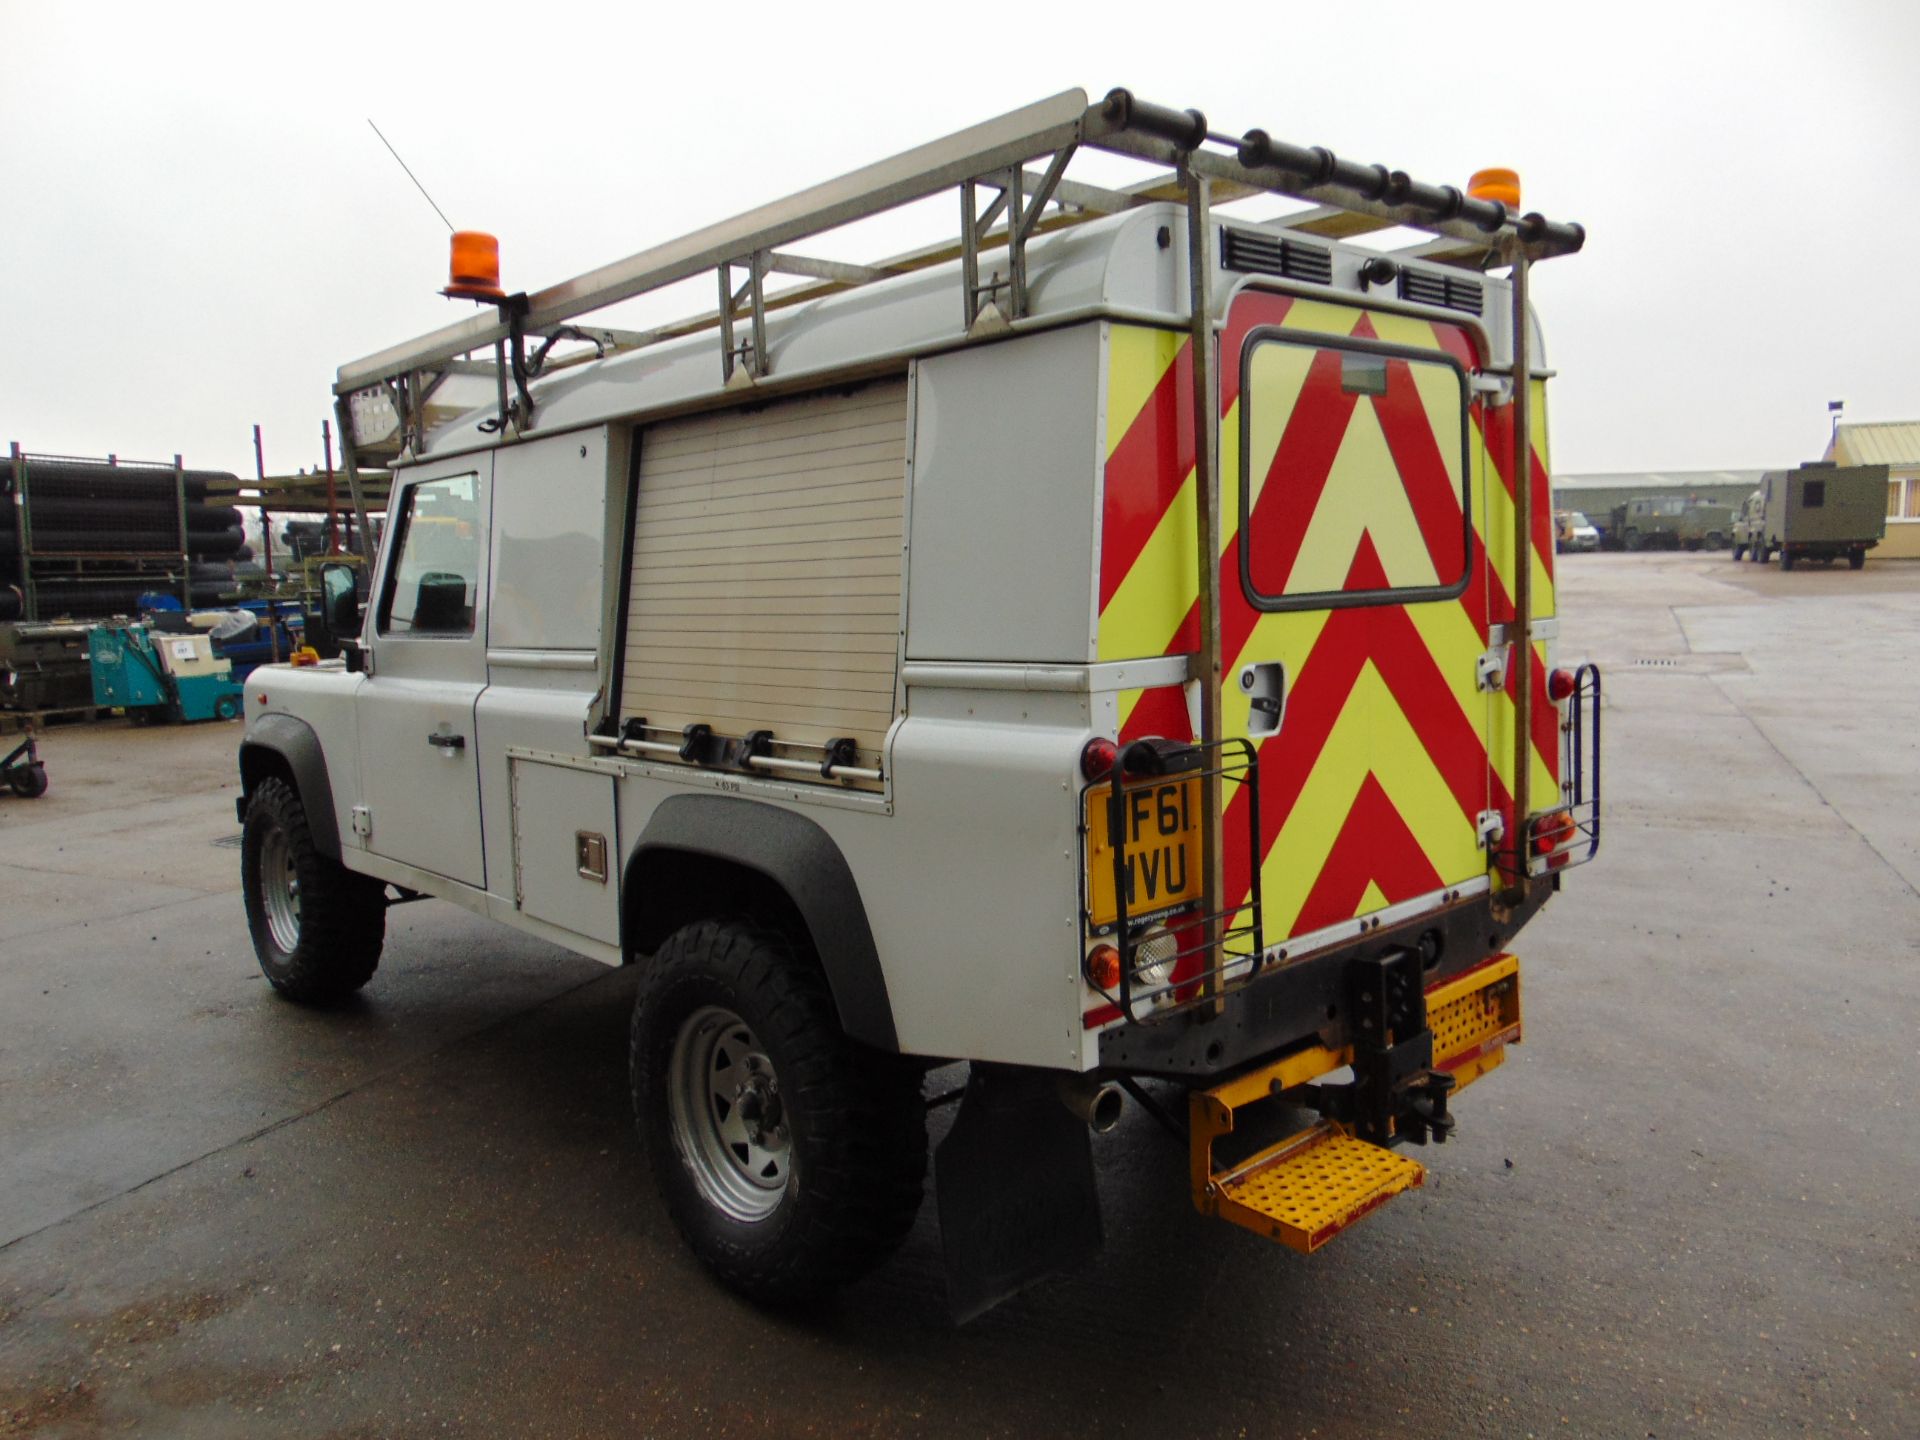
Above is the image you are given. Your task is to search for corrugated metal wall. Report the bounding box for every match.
[619,379,908,762]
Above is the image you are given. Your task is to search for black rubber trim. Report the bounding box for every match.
[1237,326,1474,614]
[626,793,897,1052]
[238,713,342,861]
[604,427,643,727]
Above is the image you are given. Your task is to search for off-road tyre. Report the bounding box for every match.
[630,918,927,1306]
[241,777,386,1002]
[1623,528,1643,551]
[1849,548,1866,570]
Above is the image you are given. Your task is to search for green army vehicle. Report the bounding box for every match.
[1731,463,1888,570]
[1608,496,1733,551]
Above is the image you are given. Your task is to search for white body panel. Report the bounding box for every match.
[905,324,1103,664]
[512,756,620,945]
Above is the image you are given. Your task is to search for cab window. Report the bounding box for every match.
[379,474,482,636]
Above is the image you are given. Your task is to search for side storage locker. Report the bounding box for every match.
[617,379,909,774]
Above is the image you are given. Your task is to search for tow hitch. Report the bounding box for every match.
[1309,950,1457,1146]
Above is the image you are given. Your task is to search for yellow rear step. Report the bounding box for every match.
[1189,953,1523,1252]
[1198,1118,1425,1252]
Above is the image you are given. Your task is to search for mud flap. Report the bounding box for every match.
[935,1064,1103,1323]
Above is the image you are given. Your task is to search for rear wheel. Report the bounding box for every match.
[1780,548,1796,571]
[8,763,48,799]
[1849,548,1866,570]
[630,918,926,1305]
[241,777,386,1002]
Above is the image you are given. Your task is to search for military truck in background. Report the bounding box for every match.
[1606,496,1733,551]
[1731,462,1888,570]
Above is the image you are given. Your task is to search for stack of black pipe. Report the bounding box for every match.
[0,459,251,621]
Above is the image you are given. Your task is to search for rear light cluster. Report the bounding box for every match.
[1531,807,1577,870]
[1080,736,1119,782]
[1083,926,1180,996]
[1547,667,1578,703]
[1084,943,1122,990]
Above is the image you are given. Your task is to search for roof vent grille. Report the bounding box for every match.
[1397,268,1484,315]
[1221,228,1333,285]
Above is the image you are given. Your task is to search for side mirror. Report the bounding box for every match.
[322,563,362,635]
[305,562,363,660]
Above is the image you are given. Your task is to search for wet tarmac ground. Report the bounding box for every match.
[1,553,1916,1438]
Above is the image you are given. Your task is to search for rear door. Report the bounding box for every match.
[1218,294,1491,951]
[355,461,491,888]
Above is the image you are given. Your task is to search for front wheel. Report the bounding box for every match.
[630,918,927,1305]
[1849,549,1866,570]
[241,777,387,1002]
[1780,548,1796,571]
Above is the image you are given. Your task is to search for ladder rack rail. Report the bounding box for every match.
[334,87,1583,466]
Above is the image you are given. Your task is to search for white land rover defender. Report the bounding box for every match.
[238,90,1598,1319]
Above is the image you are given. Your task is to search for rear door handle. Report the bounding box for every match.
[1238,662,1286,737]
[427,732,466,750]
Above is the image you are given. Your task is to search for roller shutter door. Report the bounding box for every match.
[619,379,908,768]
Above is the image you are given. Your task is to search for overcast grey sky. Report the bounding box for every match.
[5,1,1917,480]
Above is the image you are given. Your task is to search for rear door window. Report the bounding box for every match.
[1238,333,1471,611]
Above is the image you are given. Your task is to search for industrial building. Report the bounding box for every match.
[1827,421,1920,559]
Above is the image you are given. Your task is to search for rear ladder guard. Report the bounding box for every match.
[1077,736,1264,1023]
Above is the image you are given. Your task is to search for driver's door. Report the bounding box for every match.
[354,462,491,889]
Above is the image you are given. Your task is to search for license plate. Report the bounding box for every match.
[1085,777,1203,929]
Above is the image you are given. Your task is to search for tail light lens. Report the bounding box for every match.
[1547,667,1578,703]
[1084,943,1121,990]
[1531,808,1577,869]
[1080,736,1118,782]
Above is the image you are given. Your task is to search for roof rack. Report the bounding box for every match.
[332,86,1582,470]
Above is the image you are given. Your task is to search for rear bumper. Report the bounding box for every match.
[1097,881,1548,1078]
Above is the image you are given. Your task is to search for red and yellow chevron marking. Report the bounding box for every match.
[1097,296,1560,944]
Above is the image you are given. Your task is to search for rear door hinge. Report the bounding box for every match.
[1477,809,1504,851]
[1476,646,1509,693]
[1471,373,1513,407]
[351,804,372,841]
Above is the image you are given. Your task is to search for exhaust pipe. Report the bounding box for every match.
[1057,1074,1125,1134]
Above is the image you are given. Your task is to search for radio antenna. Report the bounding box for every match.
[366,118,455,233]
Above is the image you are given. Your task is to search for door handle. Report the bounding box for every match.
[1237,661,1286,738]
[427,732,466,750]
